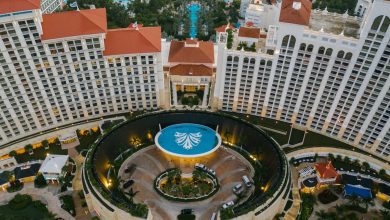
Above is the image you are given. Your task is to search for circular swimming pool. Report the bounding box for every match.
[155,123,222,158]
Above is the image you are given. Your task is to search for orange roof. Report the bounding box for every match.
[168,40,214,64]
[315,161,338,179]
[215,24,235,33]
[279,0,312,26]
[238,27,260,38]
[41,8,107,40]
[104,26,161,56]
[0,0,40,14]
[169,64,213,76]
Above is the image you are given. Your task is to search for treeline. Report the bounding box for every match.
[312,0,358,15]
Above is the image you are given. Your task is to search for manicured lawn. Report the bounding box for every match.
[15,143,67,163]
[289,129,305,145]
[301,131,354,149]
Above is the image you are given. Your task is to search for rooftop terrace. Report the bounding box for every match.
[309,10,362,38]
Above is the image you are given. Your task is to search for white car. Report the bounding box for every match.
[195,163,205,170]
[222,201,234,209]
[208,168,216,176]
[232,183,243,194]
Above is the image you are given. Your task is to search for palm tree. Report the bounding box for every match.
[125,187,139,204]
[347,194,361,207]
[24,144,33,155]
[362,197,374,211]
[328,153,335,161]
[362,161,370,171]
[192,169,207,183]
[380,209,390,220]
[42,140,50,150]
[9,150,17,157]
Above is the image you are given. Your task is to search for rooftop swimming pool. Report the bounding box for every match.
[155,123,221,157]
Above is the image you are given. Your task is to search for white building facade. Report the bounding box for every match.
[215,0,390,160]
[41,0,65,14]
[0,3,164,147]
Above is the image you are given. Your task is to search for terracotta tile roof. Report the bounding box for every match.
[279,0,312,26]
[315,161,338,179]
[238,27,260,38]
[0,0,40,14]
[104,26,161,56]
[168,40,214,64]
[215,24,235,33]
[41,8,107,40]
[169,64,213,76]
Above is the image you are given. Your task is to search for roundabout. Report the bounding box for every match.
[83,111,290,220]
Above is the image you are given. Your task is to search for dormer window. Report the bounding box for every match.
[292,1,302,10]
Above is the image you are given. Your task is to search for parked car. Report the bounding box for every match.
[242,175,252,188]
[232,183,244,195]
[207,168,216,176]
[222,201,235,209]
[195,163,206,170]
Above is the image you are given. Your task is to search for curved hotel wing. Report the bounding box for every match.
[1,0,390,163]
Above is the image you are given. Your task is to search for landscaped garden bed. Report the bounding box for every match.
[60,194,76,216]
[155,168,219,201]
[0,194,55,219]
[318,189,338,204]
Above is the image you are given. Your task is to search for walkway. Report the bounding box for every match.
[284,165,301,220]
[0,183,74,220]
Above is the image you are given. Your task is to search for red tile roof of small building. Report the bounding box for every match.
[215,24,235,33]
[104,26,161,56]
[41,8,107,40]
[279,0,312,26]
[315,161,338,179]
[238,27,260,38]
[169,64,213,76]
[168,40,214,64]
[0,0,40,14]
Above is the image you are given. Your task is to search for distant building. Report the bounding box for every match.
[244,0,279,28]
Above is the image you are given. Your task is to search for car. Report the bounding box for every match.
[222,201,234,209]
[242,175,253,188]
[195,163,205,170]
[208,168,216,176]
[232,183,243,195]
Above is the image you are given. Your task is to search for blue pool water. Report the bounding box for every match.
[155,123,221,157]
[187,3,201,38]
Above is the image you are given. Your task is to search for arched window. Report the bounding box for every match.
[227,56,232,61]
[233,56,239,62]
[380,16,390,33]
[244,57,249,64]
[281,35,290,47]
[299,43,306,51]
[325,48,333,56]
[345,52,352,60]
[371,15,384,31]
[337,51,345,59]
[307,44,314,52]
[250,58,256,64]
[288,36,296,48]
[267,61,272,66]
[318,46,325,55]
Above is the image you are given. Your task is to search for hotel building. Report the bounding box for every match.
[0,0,164,147]
[214,0,390,160]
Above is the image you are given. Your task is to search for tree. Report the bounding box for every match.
[125,187,139,203]
[362,197,374,211]
[343,156,351,164]
[362,161,370,171]
[9,150,17,157]
[24,144,33,155]
[347,194,361,207]
[192,169,207,183]
[328,153,335,161]
[42,140,50,150]
[380,209,390,220]
[379,169,387,177]
[34,173,48,188]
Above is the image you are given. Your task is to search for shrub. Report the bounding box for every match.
[60,195,76,216]
[7,178,24,192]
[318,189,338,204]
[9,150,17,157]
[9,194,32,210]
[78,190,85,199]
[383,201,390,210]
[34,173,48,188]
